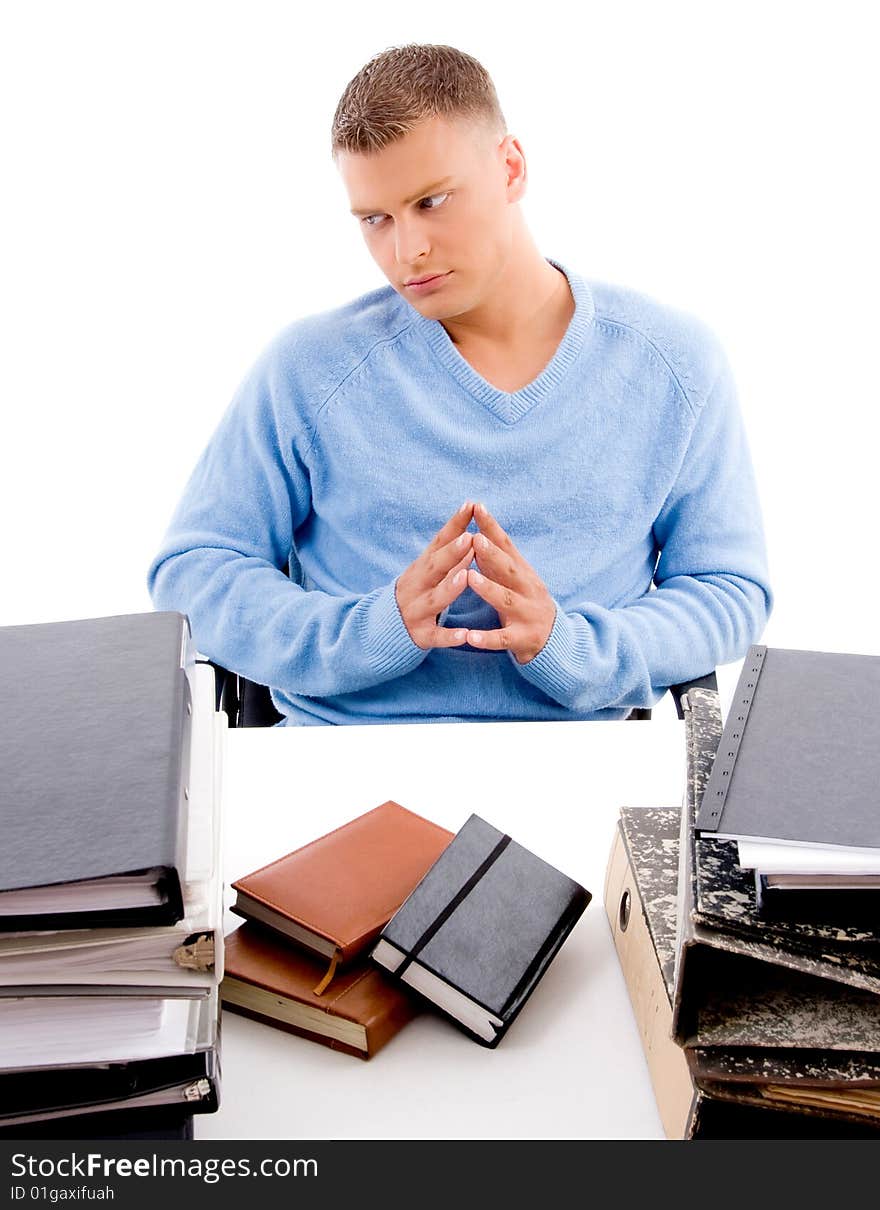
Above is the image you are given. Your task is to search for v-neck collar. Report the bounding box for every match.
[412,258,594,424]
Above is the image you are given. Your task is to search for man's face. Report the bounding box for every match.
[337,115,522,321]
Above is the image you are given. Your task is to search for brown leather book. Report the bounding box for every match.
[221,923,420,1059]
[229,800,454,967]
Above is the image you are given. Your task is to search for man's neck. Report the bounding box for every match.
[440,247,574,354]
[433,239,576,393]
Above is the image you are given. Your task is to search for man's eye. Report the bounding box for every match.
[419,192,450,210]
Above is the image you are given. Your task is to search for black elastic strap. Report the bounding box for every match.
[395,834,512,979]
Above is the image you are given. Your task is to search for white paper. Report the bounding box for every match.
[737,838,880,875]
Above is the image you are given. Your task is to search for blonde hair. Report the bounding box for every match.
[331,44,506,157]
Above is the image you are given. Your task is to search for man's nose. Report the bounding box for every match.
[394,215,429,265]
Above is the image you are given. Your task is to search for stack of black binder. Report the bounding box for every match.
[606,646,880,1138]
[0,612,225,1138]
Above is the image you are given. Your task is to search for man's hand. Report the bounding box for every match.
[465,503,557,664]
[395,502,475,649]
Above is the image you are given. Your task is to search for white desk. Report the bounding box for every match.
[200,717,689,1141]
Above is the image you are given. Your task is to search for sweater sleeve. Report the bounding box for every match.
[146,351,428,698]
[512,352,773,712]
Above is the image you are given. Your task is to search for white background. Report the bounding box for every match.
[2,0,878,715]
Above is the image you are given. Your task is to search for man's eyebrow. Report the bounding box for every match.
[350,177,455,216]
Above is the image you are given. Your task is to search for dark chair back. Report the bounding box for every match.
[208,662,716,727]
[206,661,283,727]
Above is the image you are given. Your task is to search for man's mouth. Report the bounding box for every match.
[404,272,451,291]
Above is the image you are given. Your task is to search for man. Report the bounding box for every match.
[147,44,772,725]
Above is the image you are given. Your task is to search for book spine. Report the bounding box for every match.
[671,685,722,1043]
[363,995,421,1059]
[164,618,192,922]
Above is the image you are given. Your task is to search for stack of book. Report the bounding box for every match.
[0,612,226,1137]
[223,805,591,1053]
[221,800,456,1059]
[605,647,880,1139]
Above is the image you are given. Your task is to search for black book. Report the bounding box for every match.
[0,1106,196,1140]
[0,1045,219,1132]
[371,813,590,1048]
[0,612,193,929]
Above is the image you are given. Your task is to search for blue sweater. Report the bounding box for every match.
[147,261,772,725]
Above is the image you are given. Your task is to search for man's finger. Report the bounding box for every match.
[465,627,516,652]
[473,502,519,555]
[421,531,474,586]
[425,549,473,615]
[472,534,523,590]
[426,625,469,649]
[426,501,475,554]
[466,568,521,617]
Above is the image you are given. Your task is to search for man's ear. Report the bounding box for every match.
[500,134,527,202]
